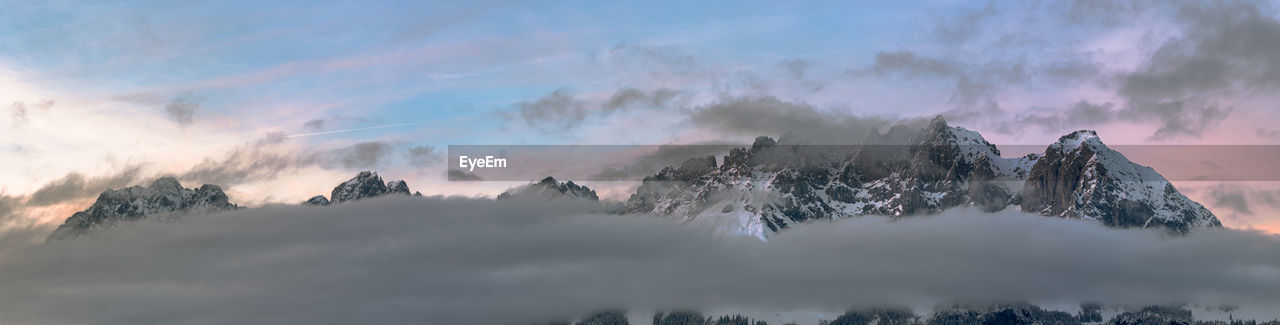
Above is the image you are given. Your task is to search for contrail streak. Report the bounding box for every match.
[285,122,421,138]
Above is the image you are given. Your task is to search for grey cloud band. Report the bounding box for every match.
[447,144,1280,182]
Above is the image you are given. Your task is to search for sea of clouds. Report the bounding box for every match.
[1,196,1278,324]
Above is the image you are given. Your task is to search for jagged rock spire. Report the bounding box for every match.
[304,171,414,206]
[497,176,599,201]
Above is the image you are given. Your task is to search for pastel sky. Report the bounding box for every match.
[3,0,1280,233]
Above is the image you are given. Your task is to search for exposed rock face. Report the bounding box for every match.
[387,180,411,195]
[330,171,390,204]
[625,116,1218,238]
[1021,130,1221,233]
[497,177,599,201]
[626,116,1033,238]
[48,177,237,240]
[304,195,330,206]
[304,171,413,205]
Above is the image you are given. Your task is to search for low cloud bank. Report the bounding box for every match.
[0,197,1278,324]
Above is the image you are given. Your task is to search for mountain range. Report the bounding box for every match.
[47,177,237,240]
[625,116,1219,238]
[34,118,1241,324]
[46,116,1220,240]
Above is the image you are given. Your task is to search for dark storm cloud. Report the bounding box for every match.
[688,96,920,144]
[178,133,311,186]
[602,87,679,111]
[0,200,1278,325]
[1039,55,1105,83]
[515,88,586,130]
[1211,188,1254,215]
[514,87,682,131]
[0,198,46,249]
[1,135,405,229]
[179,134,403,187]
[857,48,1016,119]
[1057,0,1140,26]
[1207,184,1280,218]
[854,49,1055,124]
[406,145,441,168]
[931,2,998,43]
[773,58,826,93]
[0,194,19,222]
[1111,1,1280,138]
[0,166,145,236]
[588,143,736,181]
[25,166,146,207]
[690,96,826,137]
[508,44,833,135]
[867,1,1280,139]
[164,95,199,126]
[1003,101,1117,133]
[330,141,393,169]
[446,169,484,181]
[865,51,959,78]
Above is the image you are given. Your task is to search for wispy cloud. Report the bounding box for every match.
[284,122,422,138]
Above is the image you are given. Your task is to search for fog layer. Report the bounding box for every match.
[1,197,1277,324]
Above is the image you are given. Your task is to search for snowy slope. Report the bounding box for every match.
[1021,130,1221,232]
[47,177,237,240]
[626,117,1220,237]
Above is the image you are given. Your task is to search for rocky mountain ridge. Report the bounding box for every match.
[624,116,1220,238]
[49,171,419,239]
[46,118,1220,240]
[48,177,237,240]
[497,176,600,201]
[1022,130,1221,233]
[302,170,416,206]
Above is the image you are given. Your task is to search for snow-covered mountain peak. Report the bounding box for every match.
[628,119,1219,237]
[331,171,389,204]
[149,176,184,192]
[909,116,1033,179]
[497,176,600,201]
[1022,130,1220,233]
[1050,129,1102,152]
[48,177,238,240]
[387,180,411,195]
[303,170,413,206]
